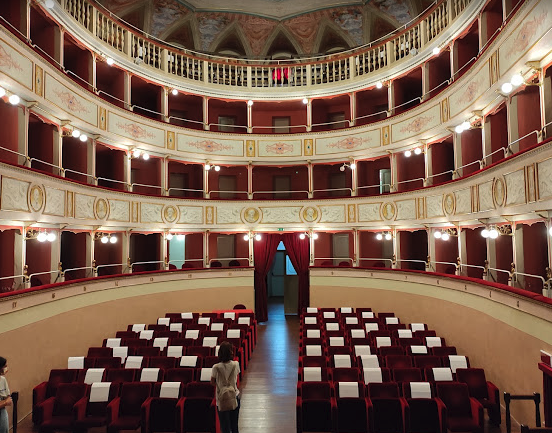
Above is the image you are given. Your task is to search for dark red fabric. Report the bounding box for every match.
[253,234,281,322]
[282,233,310,315]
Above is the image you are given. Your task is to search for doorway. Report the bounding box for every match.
[267,241,298,315]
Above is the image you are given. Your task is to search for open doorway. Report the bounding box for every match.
[268,241,298,315]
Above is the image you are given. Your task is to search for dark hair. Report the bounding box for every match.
[218,342,234,363]
[0,357,6,370]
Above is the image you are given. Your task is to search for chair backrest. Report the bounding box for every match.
[47,369,79,397]
[455,368,489,400]
[368,382,400,398]
[392,367,423,384]
[186,381,215,398]
[403,381,433,399]
[436,382,472,416]
[119,383,153,416]
[165,368,195,384]
[333,367,361,382]
[53,383,88,416]
[106,368,136,383]
[301,381,331,400]
[336,381,364,398]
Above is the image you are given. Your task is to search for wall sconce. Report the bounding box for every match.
[243,232,262,241]
[499,73,525,96]
[404,147,423,157]
[375,232,393,241]
[434,228,457,241]
[339,160,356,171]
[0,87,22,106]
[299,232,319,240]
[26,229,57,242]
[131,148,149,160]
[62,126,88,142]
[205,162,220,171]
[481,225,511,239]
[94,232,118,244]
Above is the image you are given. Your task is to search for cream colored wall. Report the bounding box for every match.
[311,270,552,424]
[0,272,254,422]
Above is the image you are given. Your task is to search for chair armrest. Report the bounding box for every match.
[296,397,303,433]
[470,397,484,426]
[141,397,154,433]
[399,398,410,433]
[107,397,120,425]
[487,381,499,404]
[38,397,55,422]
[73,396,88,421]
[435,397,447,433]
[33,382,48,406]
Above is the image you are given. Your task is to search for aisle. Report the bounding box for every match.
[237,297,299,433]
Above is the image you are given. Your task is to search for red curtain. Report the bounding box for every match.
[253,234,281,322]
[282,233,310,315]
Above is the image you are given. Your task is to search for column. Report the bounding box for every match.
[161,156,169,196]
[306,99,312,132]
[507,96,518,154]
[390,153,398,192]
[14,229,25,289]
[391,229,397,269]
[161,88,170,122]
[421,62,430,101]
[21,106,30,167]
[123,71,132,111]
[307,161,313,198]
[351,159,358,196]
[450,40,458,80]
[50,233,61,284]
[53,126,62,175]
[349,92,356,127]
[204,230,210,268]
[124,151,132,192]
[482,117,492,167]
[452,132,463,179]
[512,223,523,287]
[387,80,395,116]
[247,162,253,199]
[428,228,437,272]
[203,164,209,198]
[458,228,468,275]
[309,230,315,266]
[161,233,168,270]
[122,231,131,273]
[424,143,432,186]
[203,97,209,131]
[87,138,96,185]
[353,229,359,267]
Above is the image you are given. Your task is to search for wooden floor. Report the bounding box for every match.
[14,296,520,433]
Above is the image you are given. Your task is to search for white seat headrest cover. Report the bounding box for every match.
[410,382,432,398]
[200,367,213,381]
[68,356,84,369]
[166,346,184,358]
[180,356,198,367]
[89,382,111,402]
[360,355,379,368]
[339,382,359,398]
[132,324,146,333]
[432,368,453,381]
[140,368,160,382]
[376,337,392,347]
[448,355,468,373]
[334,354,352,368]
[153,337,169,349]
[125,356,143,369]
[159,382,181,399]
[329,337,345,346]
[354,345,371,356]
[305,345,322,356]
[84,368,105,385]
[304,367,322,381]
[363,368,383,384]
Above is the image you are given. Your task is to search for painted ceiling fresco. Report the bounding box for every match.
[96,0,435,56]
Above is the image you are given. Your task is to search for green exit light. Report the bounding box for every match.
[278,228,284,231]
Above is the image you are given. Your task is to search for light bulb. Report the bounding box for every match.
[244,234,250,241]
[142,153,149,160]
[481,228,490,238]
[376,81,383,89]
[404,150,412,157]
[376,233,383,241]
[312,233,319,240]
[339,165,345,172]
[79,134,88,142]
[247,100,254,106]
[47,232,56,242]
[177,234,185,241]
[255,234,261,241]
[511,74,524,87]
[302,98,308,105]
[205,164,211,171]
[0,87,5,98]
[37,232,47,242]
[101,235,108,244]
[461,121,470,131]
[434,231,442,239]
[350,163,356,170]
[299,233,306,240]
[489,228,499,239]
[72,129,81,138]
[385,233,392,241]
[501,82,513,94]
[432,47,440,55]
[110,236,117,244]
[414,147,422,155]
[132,149,141,158]
[214,165,220,171]
[441,232,450,241]
[455,124,464,134]
[45,0,55,8]
[166,233,173,240]
[106,57,114,66]
[8,94,20,105]
[171,88,178,96]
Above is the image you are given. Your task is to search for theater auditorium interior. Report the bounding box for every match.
[1,0,552,432]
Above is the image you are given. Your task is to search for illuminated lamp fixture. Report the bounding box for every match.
[510,74,524,87]
[375,231,392,241]
[247,100,254,107]
[441,232,450,241]
[413,147,422,155]
[302,98,309,105]
[0,87,5,98]
[481,226,499,239]
[205,163,211,171]
[37,232,47,242]
[455,120,471,134]
[72,129,81,138]
[214,165,220,172]
[132,148,141,158]
[106,57,115,66]
[171,88,178,96]
[404,150,412,157]
[79,134,88,142]
[299,233,306,240]
[255,233,262,241]
[176,234,185,241]
[299,232,318,240]
[434,231,442,239]
[376,81,383,89]
[489,227,499,239]
[432,47,440,55]
[243,234,249,241]
[142,152,149,160]
[8,94,20,105]
[101,235,109,244]
[501,82,513,94]
[312,232,319,240]
[205,162,220,171]
[481,228,490,238]
[435,228,456,241]
[166,233,174,240]
[340,161,356,171]
[44,0,55,8]
[244,232,262,241]
[549,226,552,237]
[109,236,117,244]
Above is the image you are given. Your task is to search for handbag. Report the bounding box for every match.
[218,363,238,411]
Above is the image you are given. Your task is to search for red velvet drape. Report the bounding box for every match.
[282,233,310,315]
[253,234,281,322]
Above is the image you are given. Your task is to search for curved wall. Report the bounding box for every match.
[310,267,552,424]
[0,268,254,421]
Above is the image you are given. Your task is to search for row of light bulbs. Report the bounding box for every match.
[481,227,500,239]
[132,149,150,160]
[376,232,392,241]
[71,129,88,142]
[99,235,118,244]
[36,231,57,242]
[404,147,423,157]
[433,231,451,241]
[501,74,524,95]
[205,164,220,171]
[0,87,21,106]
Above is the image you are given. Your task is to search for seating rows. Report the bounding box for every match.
[296,307,500,433]
[32,310,255,433]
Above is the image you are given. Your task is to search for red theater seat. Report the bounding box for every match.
[176,396,216,433]
[370,398,409,433]
[33,369,78,425]
[296,381,335,433]
[334,382,370,433]
[456,368,500,425]
[436,382,484,433]
[37,383,88,433]
[73,382,120,432]
[107,382,152,433]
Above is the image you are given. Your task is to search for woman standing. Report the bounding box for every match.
[211,342,240,433]
[0,357,11,433]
